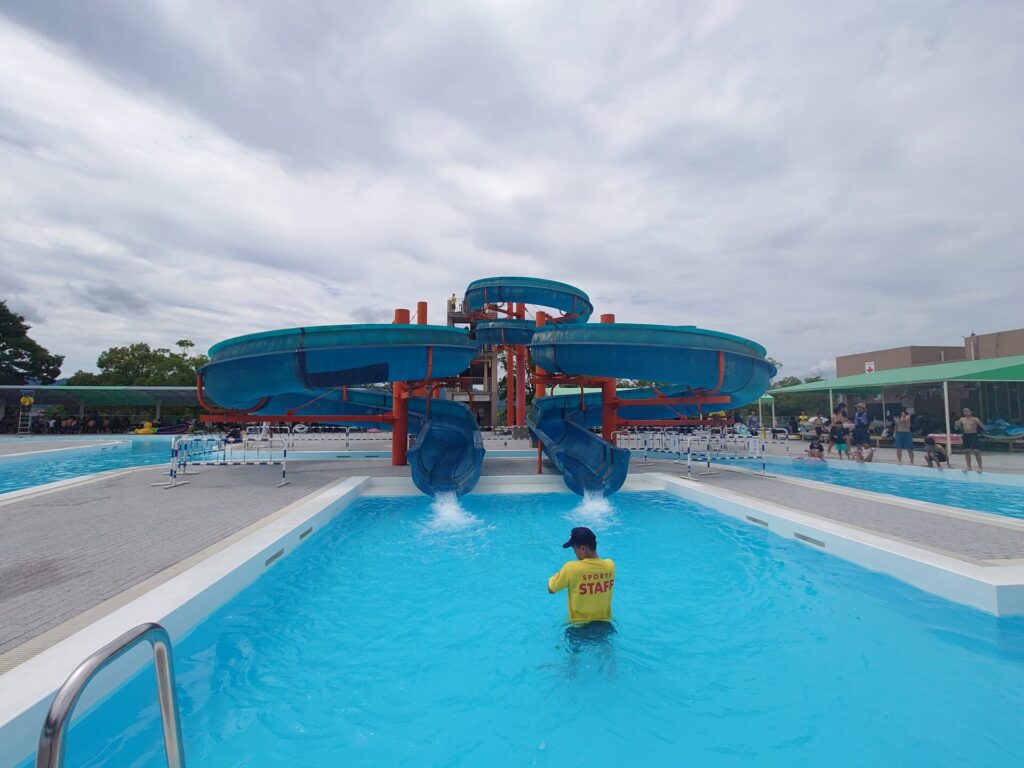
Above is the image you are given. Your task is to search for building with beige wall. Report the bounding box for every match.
[836,346,964,378]
[837,328,1024,377]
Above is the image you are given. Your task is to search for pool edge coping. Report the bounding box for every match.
[713,464,1024,538]
[650,473,1024,615]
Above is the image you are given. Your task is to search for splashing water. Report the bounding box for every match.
[425,491,480,530]
[569,489,616,523]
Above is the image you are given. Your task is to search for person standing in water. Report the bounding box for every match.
[548,527,615,624]
[894,408,914,465]
[955,408,987,473]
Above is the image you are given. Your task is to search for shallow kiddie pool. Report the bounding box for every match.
[27,491,1024,767]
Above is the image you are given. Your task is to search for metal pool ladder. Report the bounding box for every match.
[36,622,186,768]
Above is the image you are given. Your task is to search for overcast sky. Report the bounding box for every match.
[1,0,1022,379]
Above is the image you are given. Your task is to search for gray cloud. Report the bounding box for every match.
[65,282,154,316]
[1,1,1022,377]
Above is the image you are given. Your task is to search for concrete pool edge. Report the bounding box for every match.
[715,464,1024,535]
[715,453,1024,487]
[0,465,157,509]
[650,474,1024,616]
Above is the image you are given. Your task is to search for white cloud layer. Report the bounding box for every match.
[1,1,1022,377]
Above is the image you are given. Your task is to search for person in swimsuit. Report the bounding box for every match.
[851,403,871,448]
[810,412,826,439]
[807,438,825,459]
[829,422,850,459]
[955,408,986,473]
[894,408,914,465]
[852,445,875,463]
[923,436,951,469]
[826,405,847,455]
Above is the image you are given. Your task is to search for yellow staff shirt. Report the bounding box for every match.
[548,557,615,623]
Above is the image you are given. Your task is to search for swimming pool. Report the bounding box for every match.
[34,490,1024,767]
[0,438,172,495]
[719,459,1024,520]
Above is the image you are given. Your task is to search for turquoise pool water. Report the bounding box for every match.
[720,459,1024,519]
[45,491,1024,767]
[0,438,172,494]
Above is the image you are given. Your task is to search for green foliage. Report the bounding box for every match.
[770,373,829,420]
[67,340,208,386]
[0,300,64,384]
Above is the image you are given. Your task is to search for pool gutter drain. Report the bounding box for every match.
[299,526,314,540]
[265,548,285,566]
[746,515,769,527]
[794,532,825,548]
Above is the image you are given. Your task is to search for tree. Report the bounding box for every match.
[770,374,829,420]
[0,300,64,384]
[67,341,208,386]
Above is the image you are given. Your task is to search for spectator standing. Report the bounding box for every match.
[894,408,914,465]
[955,408,986,473]
[746,411,760,436]
[851,403,871,448]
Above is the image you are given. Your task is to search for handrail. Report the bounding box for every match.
[37,622,186,768]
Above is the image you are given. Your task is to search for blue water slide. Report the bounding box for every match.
[204,325,477,409]
[407,398,485,496]
[473,318,537,346]
[528,324,776,496]
[201,324,485,495]
[464,276,594,322]
[530,395,630,496]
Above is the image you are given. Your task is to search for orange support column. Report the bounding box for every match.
[534,311,548,398]
[600,313,617,442]
[392,308,410,465]
[413,301,428,397]
[506,345,516,427]
[392,382,408,465]
[515,303,527,426]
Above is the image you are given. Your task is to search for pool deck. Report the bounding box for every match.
[3,452,1024,674]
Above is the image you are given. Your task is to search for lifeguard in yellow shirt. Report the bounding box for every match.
[547,526,615,624]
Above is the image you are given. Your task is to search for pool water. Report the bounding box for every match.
[46,491,1024,767]
[722,460,1024,520]
[0,438,172,494]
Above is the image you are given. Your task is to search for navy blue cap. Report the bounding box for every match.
[562,527,597,549]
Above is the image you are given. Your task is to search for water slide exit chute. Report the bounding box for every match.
[201,324,485,495]
[528,323,776,495]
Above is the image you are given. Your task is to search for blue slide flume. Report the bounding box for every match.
[407,398,485,496]
[528,322,776,496]
[201,323,486,495]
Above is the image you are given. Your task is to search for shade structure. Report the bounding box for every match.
[768,355,1024,395]
[768,355,1024,454]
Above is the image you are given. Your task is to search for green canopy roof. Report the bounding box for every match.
[769,355,1024,395]
[0,385,198,408]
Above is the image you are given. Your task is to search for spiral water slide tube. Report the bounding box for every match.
[530,324,776,495]
[200,324,484,495]
[463,277,775,496]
